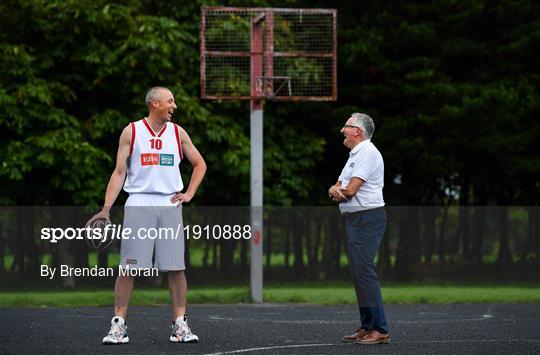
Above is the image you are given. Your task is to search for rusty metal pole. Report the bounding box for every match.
[264,11,274,98]
[250,13,264,303]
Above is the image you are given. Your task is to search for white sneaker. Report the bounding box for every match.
[170,316,199,343]
[102,316,129,344]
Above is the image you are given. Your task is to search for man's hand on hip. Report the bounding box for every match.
[171,192,193,206]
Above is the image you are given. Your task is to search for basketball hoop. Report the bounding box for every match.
[200,6,337,101]
[256,76,292,99]
[200,6,337,303]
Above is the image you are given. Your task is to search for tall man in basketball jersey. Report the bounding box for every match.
[88,87,206,344]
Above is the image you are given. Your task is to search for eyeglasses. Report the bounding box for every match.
[343,124,362,129]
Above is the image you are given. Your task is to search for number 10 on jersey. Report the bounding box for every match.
[150,139,162,150]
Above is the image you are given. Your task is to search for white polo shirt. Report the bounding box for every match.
[338,139,385,213]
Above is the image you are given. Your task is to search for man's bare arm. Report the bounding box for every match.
[338,177,365,200]
[90,125,131,221]
[170,126,207,205]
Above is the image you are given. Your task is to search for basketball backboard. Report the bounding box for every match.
[200,6,337,101]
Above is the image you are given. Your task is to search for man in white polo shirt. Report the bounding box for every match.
[328,112,390,345]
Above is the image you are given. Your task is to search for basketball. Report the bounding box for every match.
[85,217,115,250]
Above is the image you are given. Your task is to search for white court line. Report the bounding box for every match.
[211,343,340,355]
[396,315,494,324]
[209,314,495,324]
[399,339,539,344]
[212,338,540,354]
[209,316,351,324]
[482,303,496,318]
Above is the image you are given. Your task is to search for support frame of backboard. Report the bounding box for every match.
[200,6,337,302]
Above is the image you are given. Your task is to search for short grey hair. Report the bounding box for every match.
[145,86,168,107]
[351,112,375,138]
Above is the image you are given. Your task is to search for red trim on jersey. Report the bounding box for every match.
[129,122,135,156]
[157,124,167,137]
[174,124,184,161]
[142,118,155,137]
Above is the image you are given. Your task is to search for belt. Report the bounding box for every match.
[343,206,384,217]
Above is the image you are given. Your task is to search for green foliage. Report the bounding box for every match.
[0,0,331,206]
[1,0,538,209]
[206,63,251,97]
[332,0,540,204]
[264,109,326,205]
[205,13,251,51]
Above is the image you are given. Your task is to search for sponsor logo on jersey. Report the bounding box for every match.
[141,153,159,166]
[141,153,175,166]
[160,154,174,166]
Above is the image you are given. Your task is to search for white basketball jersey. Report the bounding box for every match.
[123,118,184,194]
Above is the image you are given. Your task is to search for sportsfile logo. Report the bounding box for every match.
[40,224,253,243]
[141,153,174,166]
[40,224,184,243]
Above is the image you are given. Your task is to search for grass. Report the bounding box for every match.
[0,287,251,308]
[265,285,540,304]
[1,283,539,307]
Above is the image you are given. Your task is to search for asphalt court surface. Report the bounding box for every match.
[0,304,538,354]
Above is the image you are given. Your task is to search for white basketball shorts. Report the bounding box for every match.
[120,193,185,271]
